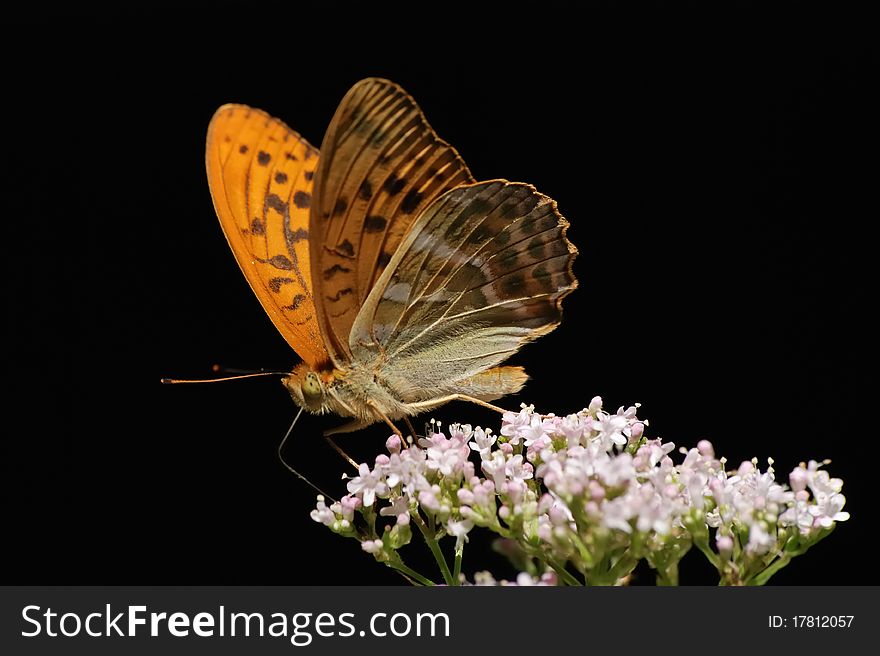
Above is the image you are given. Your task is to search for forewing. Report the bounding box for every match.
[311,78,475,364]
[351,180,578,402]
[206,104,329,369]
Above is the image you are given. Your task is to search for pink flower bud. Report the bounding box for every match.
[549,505,568,526]
[386,435,402,453]
[631,422,645,440]
[789,466,809,492]
[716,535,734,558]
[697,440,714,457]
[457,489,475,505]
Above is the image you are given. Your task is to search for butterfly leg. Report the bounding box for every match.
[367,400,404,438]
[402,416,418,439]
[323,434,359,470]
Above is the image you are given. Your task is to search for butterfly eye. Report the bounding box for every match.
[302,372,323,400]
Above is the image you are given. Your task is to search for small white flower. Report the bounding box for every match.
[481,452,508,492]
[501,407,533,445]
[505,454,534,484]
[809,493,850,528]
[746,522,776,556]
[559,413,588,446]
[446,518,475,550]
[310,496,335,526]
[346,463,389,507]
[593,411,629,450]
[468,426,496,459]
[379,495,412,526]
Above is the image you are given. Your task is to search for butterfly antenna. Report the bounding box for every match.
[278,407,337,502]
[160,372,287,384]
[211,364,280,375]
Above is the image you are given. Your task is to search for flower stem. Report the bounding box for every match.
[387,559,436,586]
[546,557,583,586]
[453,547,463,583]
[413,513,455,585]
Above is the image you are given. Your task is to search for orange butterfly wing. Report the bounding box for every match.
[310,78,475,364]
[206,104,330,369]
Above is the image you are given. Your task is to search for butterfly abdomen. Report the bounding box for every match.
[454,366,529,402]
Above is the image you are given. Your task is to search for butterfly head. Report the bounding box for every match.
[283,363,334,414]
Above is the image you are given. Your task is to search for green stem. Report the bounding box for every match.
[606,553,639,585]
[748,553,798,586]
[656,564,679,586]
[453,547,463,583]
[691,534,721,571]
[413,514,455,585]
[387,559,436,586]
[546,557,582,586]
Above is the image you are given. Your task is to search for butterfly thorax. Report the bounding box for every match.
[282,362,410,424]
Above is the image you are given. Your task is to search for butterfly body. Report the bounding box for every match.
[284,360,530,431]
[206,79,577,434]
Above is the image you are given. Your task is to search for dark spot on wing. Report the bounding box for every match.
[539,212,559,231]
[401,189,423,214]
[257,151,271,166]
[266,193,287,213]
[322,264,352,280]
[274,172,288,184]
[287,228,308,243]
[284,294,307,311]
[358,180,373,200]
[383,173,406,196]
[262,255,294,270]
[293,191,311,209]
[304,170,314,181]
[447,199,487,237]
[268,277,294,293]
[495,229,512,246]
[332,197,348,216]
[495,249,520,272]
[338,239,355,257]
[326,288,354,303]
[469,224,492,244]
[501,272,526,296]
[528,236,547,259]
[239,145,249,154]
[364,215,387,233]
[250,217,266,235]
[285,151,298,161]
[377,251,393,268]
[532,264,555,293]
[500,202,522,219]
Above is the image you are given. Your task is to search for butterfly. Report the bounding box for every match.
[205,78,577,435]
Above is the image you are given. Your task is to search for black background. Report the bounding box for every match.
[3,4,871,585]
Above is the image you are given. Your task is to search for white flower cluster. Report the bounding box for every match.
[311,398,848,585]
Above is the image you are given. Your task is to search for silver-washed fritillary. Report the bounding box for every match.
[205,78,578,434]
